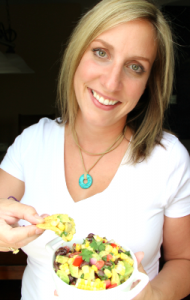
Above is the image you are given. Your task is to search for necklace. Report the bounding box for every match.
[72,126,127,189]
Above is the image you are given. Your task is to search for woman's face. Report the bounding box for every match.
[74,19,157,129]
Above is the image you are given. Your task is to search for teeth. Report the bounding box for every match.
[92,90,118,106]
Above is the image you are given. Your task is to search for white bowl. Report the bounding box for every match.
[46,235,149,300]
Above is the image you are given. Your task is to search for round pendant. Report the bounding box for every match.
[79,174,93,189]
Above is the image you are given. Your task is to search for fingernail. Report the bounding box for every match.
[36,228,44,234]
[34,214,44,223]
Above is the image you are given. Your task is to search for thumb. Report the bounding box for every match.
[0,218,44,248]
[135,251,145,273]
[0,199,45,225]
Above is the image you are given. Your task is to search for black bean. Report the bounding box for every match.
[87,238,93,243]
[68,275,75,283]
[55,247,67,256]
[98,270,105,276]
[53,261,61,272]
[104,261,112,267]
[87,233,95,238]
[80,261,89,268]
[118,249,123,253]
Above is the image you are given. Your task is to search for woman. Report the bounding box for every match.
[0,0,190,299]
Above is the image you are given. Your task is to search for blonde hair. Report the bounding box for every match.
[57,0,174,163]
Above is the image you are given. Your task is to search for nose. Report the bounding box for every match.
[100,63,123,93]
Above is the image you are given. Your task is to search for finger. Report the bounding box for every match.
[135,251,144,266]
[135,251,147,274]
[40,214,50,218]
[0,199,45,224]
[0,218,44,248]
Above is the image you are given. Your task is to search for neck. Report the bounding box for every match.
[72,112,128,152]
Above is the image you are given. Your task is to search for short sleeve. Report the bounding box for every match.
[164,138,190,218]
[0,118,53,182]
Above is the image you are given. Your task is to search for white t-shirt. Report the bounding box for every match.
[1,118,190,300]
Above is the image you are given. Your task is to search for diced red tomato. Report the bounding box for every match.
[68,252,81,258]
[110,243,117,248]
[105,279,111,289]
[107,283,117,289]
[95,260,105,270]
[64,246,70,253]
[107,254,113,261]
[73,256,83,267]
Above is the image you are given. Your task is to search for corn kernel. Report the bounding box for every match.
[94,235,103,241]
[84,273,90,279]
[57,223,65,231]
[104,269,112,278]
[91,265,98,272]
[112,248,118,255]
[68,258,74,264]
[105,245,113,252]
[51,220,59,226]
[120,253,134,266]
[66,234,73,241]
[85,241,90,247]
[75,244,81,252]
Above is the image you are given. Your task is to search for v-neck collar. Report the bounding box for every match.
[58,124,131,205]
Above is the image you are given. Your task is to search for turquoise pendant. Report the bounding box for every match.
[79,174,93,189]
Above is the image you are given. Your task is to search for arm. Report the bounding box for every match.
[151,215,190,300]
[0,169,45,252]
[134,215,190,300]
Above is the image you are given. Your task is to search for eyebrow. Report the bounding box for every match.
[93,38,151,64]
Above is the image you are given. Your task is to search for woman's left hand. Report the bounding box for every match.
[133,252,161,300]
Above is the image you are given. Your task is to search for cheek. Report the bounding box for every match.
[75,58,100,85]
[125,79,147,100]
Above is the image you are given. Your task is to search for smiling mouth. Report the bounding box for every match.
[91,89,119,106]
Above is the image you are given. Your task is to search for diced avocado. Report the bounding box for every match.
[57,270,69,284]
[55,255,69,264]
[123,261,134,277]
[82,265,90,274]
[78,270,83,278]
[92,253,101,261]
[111,269,120,285]
[119,274,129,283]
[69,264,79,278]
[89,268,95,280]
[57,214,70,223]
[65,222,72,233]
[99,251,108,258]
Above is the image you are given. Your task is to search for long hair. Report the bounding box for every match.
[57,0,174,163]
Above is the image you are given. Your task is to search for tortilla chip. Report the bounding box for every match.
[36,214,76,241]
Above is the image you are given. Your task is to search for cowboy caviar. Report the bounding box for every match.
[36,214,76,241]
[54,233,134,291]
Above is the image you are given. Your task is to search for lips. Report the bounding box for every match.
[88,88,120,111]
[91,89,119,106]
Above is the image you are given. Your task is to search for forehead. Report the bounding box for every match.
[91,19,157,63]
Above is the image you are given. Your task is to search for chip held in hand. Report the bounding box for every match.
[36,214,76,241]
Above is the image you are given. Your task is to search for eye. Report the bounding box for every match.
[129,64,144,73]
[92,48,107,58]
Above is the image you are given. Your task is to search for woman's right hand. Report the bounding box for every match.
[0,198,45,252]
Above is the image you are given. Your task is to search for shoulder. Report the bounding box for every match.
[20,118,64,145]
[8,118,65,160]
[160,131,189,163]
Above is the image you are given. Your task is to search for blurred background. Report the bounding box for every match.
[0,0,190,299]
